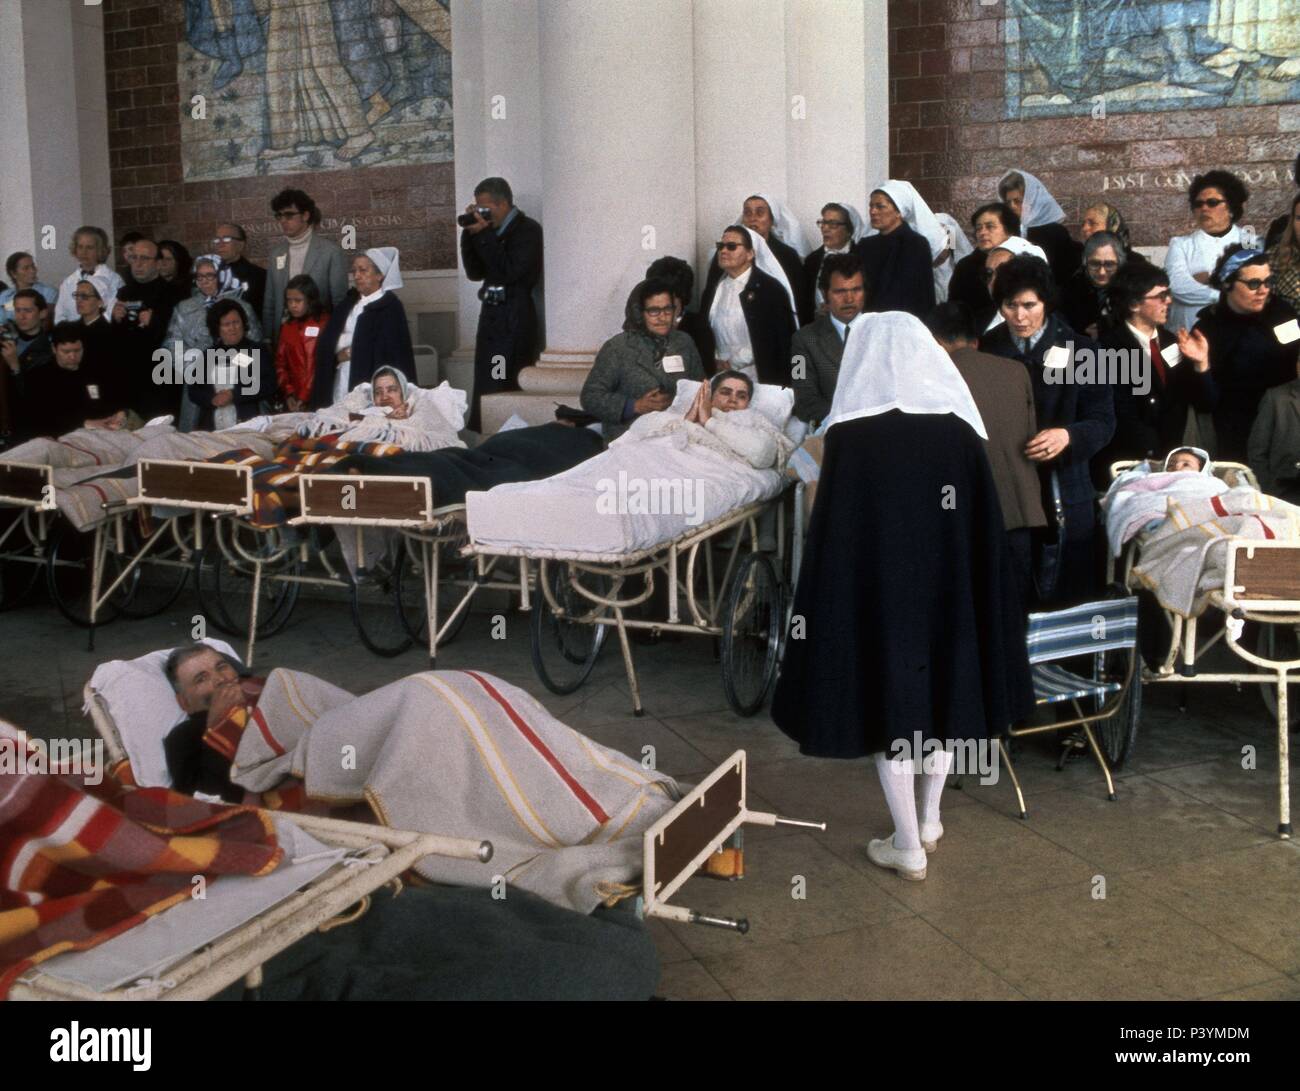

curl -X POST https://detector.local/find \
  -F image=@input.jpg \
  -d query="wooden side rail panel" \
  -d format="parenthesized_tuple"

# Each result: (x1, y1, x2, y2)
(1230, 542, 1300, 603)
(0, 461, 53, 504)
(649, 761, 743, 898)
(138, 459, 252, 509)
(298, 474, 433, 524)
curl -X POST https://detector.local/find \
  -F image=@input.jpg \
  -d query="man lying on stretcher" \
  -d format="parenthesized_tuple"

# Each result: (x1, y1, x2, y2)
(155, 644, 680, 913)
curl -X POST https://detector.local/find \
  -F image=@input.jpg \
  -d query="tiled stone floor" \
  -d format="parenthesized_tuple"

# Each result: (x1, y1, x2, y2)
(2, 595, 1296, 1001)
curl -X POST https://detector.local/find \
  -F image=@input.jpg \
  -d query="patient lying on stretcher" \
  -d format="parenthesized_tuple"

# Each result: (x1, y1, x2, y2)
(295, 366, 466, 453)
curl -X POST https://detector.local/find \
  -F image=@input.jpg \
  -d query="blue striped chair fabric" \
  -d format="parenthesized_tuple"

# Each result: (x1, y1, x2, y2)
(1025, 597, 1139, 706)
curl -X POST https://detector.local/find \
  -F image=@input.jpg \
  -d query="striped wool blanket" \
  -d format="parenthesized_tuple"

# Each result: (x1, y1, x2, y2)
(0, 723, 282, 998)
(227, 669, 681, 914)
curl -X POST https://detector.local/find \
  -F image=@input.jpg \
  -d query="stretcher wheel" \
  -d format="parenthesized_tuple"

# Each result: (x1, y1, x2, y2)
(45, 524, 122, 627)
(1094, 646, 1142, 769)
(530, 561, 608, 695)
(721, 552, 784, 717)
(396, 538, 471, 649)
(0, 511, 42, 610)
(111, 522, 190, 619)
(193, 524, 301, 639)
(350, 542, 414, 657)
(1252, 622, 1300, 731)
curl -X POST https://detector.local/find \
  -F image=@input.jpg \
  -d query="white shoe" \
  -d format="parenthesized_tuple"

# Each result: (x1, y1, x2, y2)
(920, 821, 943, 853)
(866, 835, 927, 881)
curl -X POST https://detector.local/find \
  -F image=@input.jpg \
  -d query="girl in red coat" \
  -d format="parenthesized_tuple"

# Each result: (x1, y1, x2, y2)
(274, 275, 329, 410)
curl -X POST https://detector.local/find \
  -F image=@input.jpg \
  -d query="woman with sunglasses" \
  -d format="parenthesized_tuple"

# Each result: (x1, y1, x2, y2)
(1191, 246, 1300, 462)
(695, 226, 798, 386)
(1096, 263, 1212, 469)
(1166, 171, 1250, 332)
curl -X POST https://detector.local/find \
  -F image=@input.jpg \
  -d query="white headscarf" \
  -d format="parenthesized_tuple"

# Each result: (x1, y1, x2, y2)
(862, 180, 950, 261)
(999, 169, 1066, 230)
(835, 202, 868, 244)
(744, 194, 814, 257)
(365, 247, 404, 293)
(729, 225, 799, 320)
(823, 311, 987, 439)
(991, 235, 1049, 264)
(1163, 446, 1212, 475)
(933, 213, 975, 303)
(76, 274, 113, 311)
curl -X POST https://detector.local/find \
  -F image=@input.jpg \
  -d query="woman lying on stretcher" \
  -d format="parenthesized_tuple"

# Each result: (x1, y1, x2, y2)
(615, 369, 795, 471)
(295, 364, 466, 452)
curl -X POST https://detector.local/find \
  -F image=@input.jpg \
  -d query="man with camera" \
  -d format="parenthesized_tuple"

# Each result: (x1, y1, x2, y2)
(459, 176, 543, 432)
(212, 222, 267, 317)
(110, 238, 177, 419)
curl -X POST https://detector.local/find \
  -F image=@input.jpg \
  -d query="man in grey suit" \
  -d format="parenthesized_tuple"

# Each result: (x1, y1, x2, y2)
(262, 188, 351, 346)
(789, 252, 867, 425)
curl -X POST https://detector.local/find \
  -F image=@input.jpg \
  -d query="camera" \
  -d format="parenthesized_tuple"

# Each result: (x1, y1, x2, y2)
(123, 301, 143, 325)
(0, 322, 18, 344)
(457, 206, 492, 228)
(480, 285, 507, 306)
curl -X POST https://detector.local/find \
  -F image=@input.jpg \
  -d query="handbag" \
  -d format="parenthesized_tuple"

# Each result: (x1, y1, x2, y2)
(1033, 469, 1067, 602)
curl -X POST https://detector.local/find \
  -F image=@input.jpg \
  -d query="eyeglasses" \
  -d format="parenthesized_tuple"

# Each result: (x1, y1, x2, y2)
(1235, 276, 1274, 291)
(195, 272, 219, 281)
(715, 241, 747, 252)
(1086, 260, 1119, 272)
(643, 306, 676, 318)
(1142, 290, 1172, 303)
(211, 235, 242, 244)
(274, 210, 304, 220)
(1192, 198, 1226, 209)
(817, 219, 849, 229)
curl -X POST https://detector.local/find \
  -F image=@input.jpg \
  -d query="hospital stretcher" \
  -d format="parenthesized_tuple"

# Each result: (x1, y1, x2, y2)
(1109, 460, 1299, 838)
(465, 482, 804, 718)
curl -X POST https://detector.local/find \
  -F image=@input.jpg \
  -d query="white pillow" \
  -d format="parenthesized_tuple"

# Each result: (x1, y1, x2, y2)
(424, 380, 469, 432)
(669, 378, 798, 440)
(85, 638, 241, 789)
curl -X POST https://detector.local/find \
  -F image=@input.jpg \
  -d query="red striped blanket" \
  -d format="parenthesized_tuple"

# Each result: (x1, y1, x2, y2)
(0, 727, 283, 997)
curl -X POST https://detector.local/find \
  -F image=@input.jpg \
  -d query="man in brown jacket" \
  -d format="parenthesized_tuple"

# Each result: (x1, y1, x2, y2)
(926, 302, 1046, 608)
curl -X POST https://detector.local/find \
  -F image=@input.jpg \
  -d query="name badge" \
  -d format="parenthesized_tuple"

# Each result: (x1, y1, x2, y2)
(1274, 319, 1300, 345)
(305, 326, 319, 337)
(1043, 345, 1071, 369)
(276, 254, 287, 270)
(661, 354, 685, 374)
(1160, 343, 1182, 367)
(86, 384, 100, 400)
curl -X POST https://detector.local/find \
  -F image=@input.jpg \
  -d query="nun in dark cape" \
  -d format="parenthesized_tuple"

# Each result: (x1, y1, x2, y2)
(771, 312, 1033, 881)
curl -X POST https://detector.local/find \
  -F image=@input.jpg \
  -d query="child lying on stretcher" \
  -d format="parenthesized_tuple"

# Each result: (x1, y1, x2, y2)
(615, 370, 795, 471)
(1101, 446, 1227, 556)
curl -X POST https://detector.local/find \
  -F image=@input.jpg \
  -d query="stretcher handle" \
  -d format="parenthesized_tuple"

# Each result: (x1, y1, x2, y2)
(744, 810, 827, 832)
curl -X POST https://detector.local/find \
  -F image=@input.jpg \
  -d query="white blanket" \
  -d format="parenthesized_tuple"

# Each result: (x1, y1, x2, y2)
(1101, 464, 1230, 557)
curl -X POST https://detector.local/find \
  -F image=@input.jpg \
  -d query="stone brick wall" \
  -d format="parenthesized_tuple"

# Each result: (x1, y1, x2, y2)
(103, 0, 456, 272)
(888, 0, 1300, 249)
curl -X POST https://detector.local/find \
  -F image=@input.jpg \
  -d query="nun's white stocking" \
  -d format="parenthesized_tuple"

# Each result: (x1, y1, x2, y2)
(920, 746, 955, 829)
(874, 752, 920, 851)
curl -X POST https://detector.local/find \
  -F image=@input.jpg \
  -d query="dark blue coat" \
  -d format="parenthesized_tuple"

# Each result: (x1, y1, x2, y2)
(309, 289, 415, 409)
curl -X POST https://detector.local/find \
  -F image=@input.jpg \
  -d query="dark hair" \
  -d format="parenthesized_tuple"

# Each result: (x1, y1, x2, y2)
(5, 251, 32, 280)
(1280, 192, 1300, 254)
(821, 202, 852, 223)
(163, 642, 239, 692)
(1106, 262, 1170, 317)
(474, 177, 514, 205)
(722, 224, 754, 250)
(636, 277, 677, 311)
(271, 187, 321, 226)
(818, 252, 867, 297)
(998, 171, 1027, 200)
(205, 298, 248, 341)
(11, 288, 46, 310)
(118, 230, 148, 248)
(970, 202, 1021, 237)
(285, 274, 326, 319)
(710, 369, 754, 398)
(1189, 170, 1249, 223)
(991, 254, 1058, 311)
(924, 302, 977, 344)
(218, 222, 248, 242)
(50, 321, 85, 347)
(1293, 152, 1300, 186)
(158, 240, 192, 283)
(645, 256, 694, 304)
(1209, 244, 1269, 292)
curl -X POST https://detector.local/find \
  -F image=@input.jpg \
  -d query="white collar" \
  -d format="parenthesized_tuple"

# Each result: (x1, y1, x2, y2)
(1126, 321, 1158, 349)
(724, 265, 753, 291)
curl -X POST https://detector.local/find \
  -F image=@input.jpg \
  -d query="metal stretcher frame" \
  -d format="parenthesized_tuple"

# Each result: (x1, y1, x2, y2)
(1108, 460, 1299, 837)
(0, 461, 56, 607)
(465, 482, 802, 717)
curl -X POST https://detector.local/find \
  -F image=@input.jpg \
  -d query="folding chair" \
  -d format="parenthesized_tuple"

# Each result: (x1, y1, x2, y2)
(1001, 596, 1142, 818)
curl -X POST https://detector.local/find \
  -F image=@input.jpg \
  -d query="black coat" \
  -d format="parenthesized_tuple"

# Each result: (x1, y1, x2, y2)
(1060, 268, 1111, 338)
(20, 356, 122, 440)
(227, 257, 267, 319)
(855, 223, 935, 318)
(772, 410, 1034, 758)
(695, 266, 797, 386)
(1026, 223, 1081, 286)
(703, 236, 811, 328)
(1192, 296, 1300, 462)
(460, 210, 543, 430)
(947, 250, 996, 331)
(309, 290, 416, 409)
(185, 337, 272, 431)
(980, 313, 1115, 537)
(114, 277, 177, 418)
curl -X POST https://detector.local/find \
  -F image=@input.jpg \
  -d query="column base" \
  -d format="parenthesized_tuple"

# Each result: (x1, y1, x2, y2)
(479, 352, 595, 435)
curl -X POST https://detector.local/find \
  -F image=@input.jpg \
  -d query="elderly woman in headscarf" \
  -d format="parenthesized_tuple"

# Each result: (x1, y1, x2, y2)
(948, 202, 1021, 327)
(803, 202, 866, 315)
(932, 212, 974, 304)
(298, 365, 466, 452)
(696, 225, 799, 386)
(310, 246, 415, 409)
(856, 181, 942, 318)
(772, 311, 1034, 882)
(1080, 201, 1140, 258)
(979, 235, 1050, 334)
(1060, 230, 1127, 338)
(1165, 170, 1251, 333)
(998, 169, 1081, 285)
(581, 276, 706, 442)
(166, 254, 264, 431)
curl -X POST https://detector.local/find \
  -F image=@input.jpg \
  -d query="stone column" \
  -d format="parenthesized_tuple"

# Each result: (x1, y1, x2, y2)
(482, 0, 697, 432)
